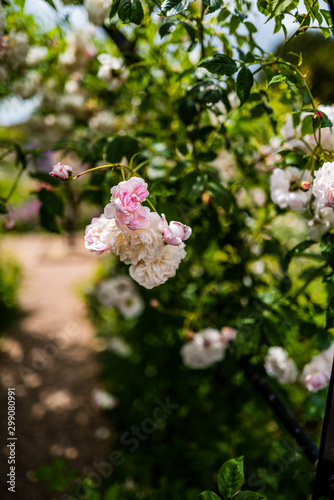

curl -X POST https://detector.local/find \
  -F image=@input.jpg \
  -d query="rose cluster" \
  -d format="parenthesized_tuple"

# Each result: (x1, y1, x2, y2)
(84, 177, 191, 289)
(264, 345, 334, 392)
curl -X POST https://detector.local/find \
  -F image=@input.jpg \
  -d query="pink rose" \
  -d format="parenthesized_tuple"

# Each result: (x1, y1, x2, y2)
(158, 214, 192, 246)
(104, 177, 150, 231)
(49, 162, 72, 180)
(84, 215, 115, 255)
(304, 372, 329, 392)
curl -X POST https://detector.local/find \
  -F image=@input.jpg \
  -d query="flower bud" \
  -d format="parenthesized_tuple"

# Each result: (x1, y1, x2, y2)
(159, 214, 192, 246)
(313, 111, 323, 131)
(49, 162, 73, 180)
(300, 181, 310, 191)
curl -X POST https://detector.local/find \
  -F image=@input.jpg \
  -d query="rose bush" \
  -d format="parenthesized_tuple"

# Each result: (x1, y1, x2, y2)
(2, 0, 334, 497)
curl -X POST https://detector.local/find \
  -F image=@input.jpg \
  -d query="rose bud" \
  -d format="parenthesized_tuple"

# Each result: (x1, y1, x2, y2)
(159, 214, 192, 246)
(312, 111, 323, 131)
(49, 162, 73, 180)
(300, 181, 310, 191)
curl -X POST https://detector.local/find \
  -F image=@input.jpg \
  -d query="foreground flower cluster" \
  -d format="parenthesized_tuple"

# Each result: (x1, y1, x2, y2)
(84, 177, 191, 289)
(265, 345, 334, 392)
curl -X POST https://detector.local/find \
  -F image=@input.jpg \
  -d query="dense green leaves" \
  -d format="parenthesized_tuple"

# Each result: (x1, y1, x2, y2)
(198, 53, 238, 76)
(218, 456, 244, 498)
(118, 0, 144, 24)
(203, 0, 222, 14)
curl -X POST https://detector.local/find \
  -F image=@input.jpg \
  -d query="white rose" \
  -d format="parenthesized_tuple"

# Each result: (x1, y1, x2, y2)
(129, 244, 186, 289)
(270, 167, 312, 211)
(264, 346, 298, 384)
(84, 0, 113, 25)
(180, 328, 226, 369)
(110, 212, 164, 266)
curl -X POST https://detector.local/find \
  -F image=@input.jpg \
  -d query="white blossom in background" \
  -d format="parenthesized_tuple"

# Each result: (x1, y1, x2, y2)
(97, 276, 144, 319)
(26, 46, 48, 66)
(221, 326, 237, 345)
(117, 294, 144, 319)
(97, 53, 123, 81)
(12, 71, 41, 99)
(301, 344, 334, 392)
(180, 328, 226, 369)
(129, 244, 186, 289)
(107, 336, 132, 357)
(84, 0, 113, 25)
(309, 200, 334, 241)
(314, 105, 334, 150)
(98, 276, 135, 305)
(3, 32, 29, 68)
(92, 388, 118, 409)
(312, 162, 334, 209)
(270, 167, 312, 211)
(59, 30, 96, 71)
(264, 347, 298, 384)
(89, 110, 115, 134)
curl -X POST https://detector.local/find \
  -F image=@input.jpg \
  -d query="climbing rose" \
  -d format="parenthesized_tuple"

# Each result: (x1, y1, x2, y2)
(49, 162, 73, 180)
(129, 244, 186, 289)
(270, 167, 312, 211)
(312, 162, 334, 208)
(84, 215, 115, 255)
(264, 347, 298, 384)
(159, 214, 192, 246)
(180, 328, 226, 369)
(104, 177, 150, 231)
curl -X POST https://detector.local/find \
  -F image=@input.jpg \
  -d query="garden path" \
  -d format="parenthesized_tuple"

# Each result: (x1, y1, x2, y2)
(0, 233, 112, 500)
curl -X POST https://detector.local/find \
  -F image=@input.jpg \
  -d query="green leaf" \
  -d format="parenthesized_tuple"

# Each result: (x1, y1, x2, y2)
(235, 492, 266, 499)
(203, 0, 222, 14)
(267, 0, 298, 19)
(104, 485, 122, 500)
(320, 233, 334, 268)
(118, 0, 144, 24)
(159, 19, 178, 37)
(161, 0, 195, 16)
(321, 112, 333, 129)
(217, 456, 244, 498)
(199, 492, 221, 500)
(44, 0, 57, 9)
(38, 189, 64, 216)
(268, 74, 286, 85)
(301, 115, 313, 136)
(182, 21, 197, 45)
(236, 66, 254, 105)
(283, 240, 315, 270)
(208, 182, 232, 212)
(106, 136, 140, 163)
(177, 99, 197, 126)
(39, 205, 60, 233)
(198, 53, 238, 76)
(110, 0, 121, 17)
(29, 172, 60, 187)
(182, 171, 207, 200)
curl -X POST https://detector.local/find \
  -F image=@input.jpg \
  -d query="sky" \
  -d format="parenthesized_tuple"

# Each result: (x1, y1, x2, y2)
(0, 0, 331, 126)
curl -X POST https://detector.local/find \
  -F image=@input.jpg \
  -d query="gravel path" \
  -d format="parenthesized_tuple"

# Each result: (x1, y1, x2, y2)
(0, 234, 112, 500)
